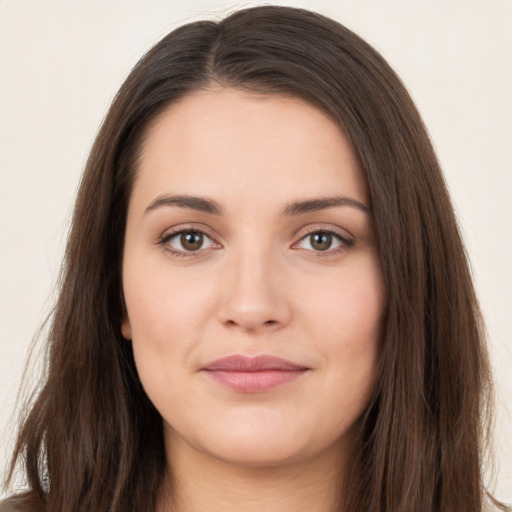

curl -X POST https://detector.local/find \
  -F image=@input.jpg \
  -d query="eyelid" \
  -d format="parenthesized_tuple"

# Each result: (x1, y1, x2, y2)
(291, 225, 354, 254)
(156, 223, 354, 258)
(158, 225, 222, 256)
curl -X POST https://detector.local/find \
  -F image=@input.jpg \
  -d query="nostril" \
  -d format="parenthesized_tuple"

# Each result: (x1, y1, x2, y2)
(224, 318, 280, 330)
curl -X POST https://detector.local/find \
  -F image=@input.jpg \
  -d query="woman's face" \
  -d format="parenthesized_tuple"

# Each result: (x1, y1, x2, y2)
(122, 88, 385, 468)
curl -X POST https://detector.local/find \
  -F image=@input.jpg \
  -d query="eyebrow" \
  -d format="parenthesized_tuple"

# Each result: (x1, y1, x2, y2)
(145, 194, 222, 215)
(144, 194, 370, 216)
(282, 196, 370, 216)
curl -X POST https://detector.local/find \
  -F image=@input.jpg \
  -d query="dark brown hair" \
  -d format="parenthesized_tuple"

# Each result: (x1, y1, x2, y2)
(3, 5, 508, 512)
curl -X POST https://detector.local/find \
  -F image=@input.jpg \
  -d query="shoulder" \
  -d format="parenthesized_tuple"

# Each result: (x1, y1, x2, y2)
(0, 493, 43, 512)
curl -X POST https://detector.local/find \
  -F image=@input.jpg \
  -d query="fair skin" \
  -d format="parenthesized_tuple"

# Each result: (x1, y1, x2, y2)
(121, 88, 386, 512)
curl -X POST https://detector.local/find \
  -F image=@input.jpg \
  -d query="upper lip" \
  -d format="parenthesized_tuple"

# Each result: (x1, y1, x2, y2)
(201, 355, 309, 372)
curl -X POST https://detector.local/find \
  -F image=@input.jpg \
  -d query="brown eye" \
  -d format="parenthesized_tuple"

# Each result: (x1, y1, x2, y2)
(310, 232, 333, 251)
(295, 230, 346, 253)
(166, 230, 215, 253)
(180, 231, 204, 251)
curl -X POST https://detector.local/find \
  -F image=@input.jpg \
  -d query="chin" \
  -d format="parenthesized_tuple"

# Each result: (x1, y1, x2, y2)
(205, 438, 312, 468)
(173, 415, 353, 470)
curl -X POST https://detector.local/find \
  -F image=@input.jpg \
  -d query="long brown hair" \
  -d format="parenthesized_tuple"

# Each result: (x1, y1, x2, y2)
(3, 6, 508, 512)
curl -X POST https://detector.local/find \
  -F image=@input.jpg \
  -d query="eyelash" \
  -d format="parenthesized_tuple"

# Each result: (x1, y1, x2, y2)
(158, 228, 219, 258)
(158, 227, 354, 258)
(292, 227, 354, 256)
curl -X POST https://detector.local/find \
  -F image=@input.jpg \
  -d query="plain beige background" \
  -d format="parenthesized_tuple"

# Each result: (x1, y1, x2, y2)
(1, 0, 510, 501)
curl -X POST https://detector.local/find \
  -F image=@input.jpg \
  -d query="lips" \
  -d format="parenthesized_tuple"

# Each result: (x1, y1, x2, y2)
(201, 355, 310, 392)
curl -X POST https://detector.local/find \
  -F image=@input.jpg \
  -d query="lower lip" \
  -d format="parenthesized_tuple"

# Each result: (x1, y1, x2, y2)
(203, 369, 307, 392)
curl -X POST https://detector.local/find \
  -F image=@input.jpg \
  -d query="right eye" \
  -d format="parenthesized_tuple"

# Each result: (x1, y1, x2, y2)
(162, 229, 216, 254)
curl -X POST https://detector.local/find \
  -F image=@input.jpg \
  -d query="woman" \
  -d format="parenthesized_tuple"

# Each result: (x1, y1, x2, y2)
(1, 5, 508, 512)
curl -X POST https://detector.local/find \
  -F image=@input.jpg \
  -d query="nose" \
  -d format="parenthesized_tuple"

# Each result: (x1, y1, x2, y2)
(217, 246, 292, 332)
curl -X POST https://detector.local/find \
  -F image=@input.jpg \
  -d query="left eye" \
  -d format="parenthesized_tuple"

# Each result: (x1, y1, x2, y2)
(296, 231, 344, 252)
(166, 230, 215, 252)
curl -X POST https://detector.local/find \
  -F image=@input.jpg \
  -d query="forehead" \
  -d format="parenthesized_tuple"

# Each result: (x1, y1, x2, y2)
(133, 87, 367, 210)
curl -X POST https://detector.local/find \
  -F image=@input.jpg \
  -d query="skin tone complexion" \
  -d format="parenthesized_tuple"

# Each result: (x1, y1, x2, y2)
(121, 88, 386, 511)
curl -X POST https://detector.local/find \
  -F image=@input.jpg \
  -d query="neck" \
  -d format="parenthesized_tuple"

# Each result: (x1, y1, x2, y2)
(157, 434, 351, 512)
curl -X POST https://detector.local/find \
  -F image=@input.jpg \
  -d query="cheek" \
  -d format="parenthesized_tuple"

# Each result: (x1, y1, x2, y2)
(302, 254, 385, 397)
(303, 254, 385, 344)
(124, 259, 215, 340)
(125, 283, 197, 419)
(122, 261, 221, 393)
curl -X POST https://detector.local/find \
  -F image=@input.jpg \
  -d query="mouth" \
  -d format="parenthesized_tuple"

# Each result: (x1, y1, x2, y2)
(200, 355, 310, 393)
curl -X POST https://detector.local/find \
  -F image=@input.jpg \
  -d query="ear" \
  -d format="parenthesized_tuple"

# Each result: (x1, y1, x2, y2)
(119, 285, 132, 340)
(121, 317, 132, 340)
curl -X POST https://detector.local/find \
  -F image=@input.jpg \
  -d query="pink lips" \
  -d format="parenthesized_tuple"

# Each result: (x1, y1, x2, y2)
(201, 355, 309, 393)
